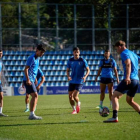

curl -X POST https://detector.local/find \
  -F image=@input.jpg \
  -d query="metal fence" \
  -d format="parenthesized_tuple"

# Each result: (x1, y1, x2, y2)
(0, 2, 140, 51)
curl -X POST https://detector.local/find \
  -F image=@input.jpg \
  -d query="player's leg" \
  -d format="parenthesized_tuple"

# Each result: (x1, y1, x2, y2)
(0, 92, 3, 113)
(107, 82, 113, 107)
(73, 84, 83, 113)
(34, 89, 40, 112)
(30, 92, 38, 112)
(73, 90, 81, 113)
(99, 83, 106, 107)
(23, 81, 41, 120)
(104, 80, 127, 123)
(126, 95, 140, 112)
(24, 93, 30, 112)
(69, 91, 76, 114)
(0, 86, 8, 117)
(103, 90, 123, 123)
(68, 83, 77, 114)
(126, 79, 140, 113)
(29, 92, 42, 119)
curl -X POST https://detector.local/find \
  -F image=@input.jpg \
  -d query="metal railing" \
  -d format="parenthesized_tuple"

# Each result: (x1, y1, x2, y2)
(0, 2, 140, 51)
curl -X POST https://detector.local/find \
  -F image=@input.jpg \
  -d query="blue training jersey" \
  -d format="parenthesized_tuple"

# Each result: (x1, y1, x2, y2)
(23, 54, 40, 82)
(36, 68, 44, 86)
(0, 60, 2, 84)
(121, 49, 140, 80)
(99, 58, 117, 78)
(67, 57, 88, 84)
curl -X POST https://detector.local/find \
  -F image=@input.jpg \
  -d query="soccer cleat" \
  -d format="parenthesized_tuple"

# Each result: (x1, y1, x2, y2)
(28, 114, 42, 120)
(24, 108, 29, 112)
(76, 102, 81, 113)
(0, 113, 8, 117)
(96, 105, 102, 109)
(103, 117, 118, 123)
(71, 110, 77, 114)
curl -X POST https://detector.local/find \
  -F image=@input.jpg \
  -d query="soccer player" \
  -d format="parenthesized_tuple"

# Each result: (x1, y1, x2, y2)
(95, 49, 119, 108)
(104, 40, 140, 123)
(23, 44, 45, 120)
(67, 47, 90, 114)
(24, 68, 45, 112)
(0, 50, 8, 117)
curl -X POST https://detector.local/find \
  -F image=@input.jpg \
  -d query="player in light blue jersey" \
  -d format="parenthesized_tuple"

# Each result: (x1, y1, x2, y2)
(67, 47, 90, 114)
(23, 44, 46, 120)
(24, 68, 45, 112)
(95, 49, 119, 108)
(0, 50, 8, 117)
(104, 40, 140, 123)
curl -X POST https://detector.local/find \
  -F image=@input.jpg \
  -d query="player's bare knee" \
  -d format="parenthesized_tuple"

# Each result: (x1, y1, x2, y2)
(69, 95, 73, 100)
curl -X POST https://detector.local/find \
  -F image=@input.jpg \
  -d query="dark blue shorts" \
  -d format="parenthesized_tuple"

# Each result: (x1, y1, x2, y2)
(68, 83, 83, 92)
(23, 81, 37, 94)
(0, 83, 3, 92)
(115, 79, 139, 97)
(100, 77, 114, 84)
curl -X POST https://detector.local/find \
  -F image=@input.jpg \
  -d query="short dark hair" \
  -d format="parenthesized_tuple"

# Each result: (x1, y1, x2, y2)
(105, 49, 110, 52)
(73, 47, 80, 52)
(115, 40, 125, 47)
(37, 44, 46, 52)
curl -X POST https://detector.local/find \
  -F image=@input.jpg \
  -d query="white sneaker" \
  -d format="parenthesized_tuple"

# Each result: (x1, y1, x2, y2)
(96, 105, 102, 109)
(71, 110, 77, 114)
(28, 114, 42, 120)
(103, 117, 118, 123)
(0, 113, 8, 117)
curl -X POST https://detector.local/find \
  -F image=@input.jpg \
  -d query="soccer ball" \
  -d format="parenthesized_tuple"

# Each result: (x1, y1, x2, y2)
(99, 106, 109, 117)
(18, 86, 26, 95)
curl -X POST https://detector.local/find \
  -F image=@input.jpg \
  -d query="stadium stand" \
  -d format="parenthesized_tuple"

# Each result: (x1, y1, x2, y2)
(2, 50, 124, 87)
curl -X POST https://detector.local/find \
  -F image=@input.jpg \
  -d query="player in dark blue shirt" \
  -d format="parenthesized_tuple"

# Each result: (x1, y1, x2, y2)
(23, 44, 45, 120)
(24, 68, 45, 112)
(104, 40, 140, 123)
(95, 49, 119, 108)
(0, 50, 8, 117)
(67, 47, 90, 114)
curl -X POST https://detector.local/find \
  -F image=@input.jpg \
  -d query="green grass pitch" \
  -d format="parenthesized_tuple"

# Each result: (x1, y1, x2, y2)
(0, 94, 140, 140)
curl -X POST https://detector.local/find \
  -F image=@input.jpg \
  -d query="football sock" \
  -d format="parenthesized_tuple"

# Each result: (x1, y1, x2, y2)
(0, 107, 2, 113)
(72, 106, 76, 111)
(113, 110, 118, 118)
(77, 101, 80, 106)
(100, 101, 103, 106)
(30, 111, 34, 116)
(26, 104, 29, 109)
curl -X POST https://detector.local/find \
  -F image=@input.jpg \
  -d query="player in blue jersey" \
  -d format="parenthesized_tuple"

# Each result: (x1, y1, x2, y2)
(24, 68, 45, 112)
(104, 40, 140, 123)
(0, 50, 8, 117)
(23, 44, 46, 120)
(67, 47, 90, 114)
(95, 49, 119, 108)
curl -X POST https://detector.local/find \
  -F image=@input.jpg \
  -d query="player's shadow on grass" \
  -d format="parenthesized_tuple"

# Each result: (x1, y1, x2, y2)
(0, 121, 90, 127)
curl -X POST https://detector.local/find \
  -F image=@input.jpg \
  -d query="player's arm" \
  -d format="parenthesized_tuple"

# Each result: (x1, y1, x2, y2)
(66, 68, 72, 81)
(37, 76, 45, 89)
(125, 59, 131, 85)
(66, 60, 72, 81)
(82, 67, 90, 82)
(95, 67, 102, 82)
(114, 67, 119, 84)
(24, 66, 31, 85)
